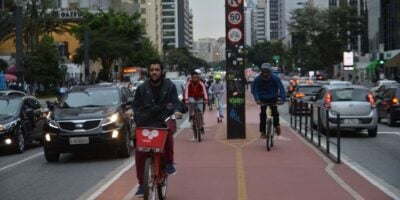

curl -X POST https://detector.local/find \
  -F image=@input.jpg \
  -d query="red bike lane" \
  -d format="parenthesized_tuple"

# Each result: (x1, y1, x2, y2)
(95, 91, 391, 200)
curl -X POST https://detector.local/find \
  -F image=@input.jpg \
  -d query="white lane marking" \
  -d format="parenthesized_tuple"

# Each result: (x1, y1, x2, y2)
(0, 152, 43, 172)
(80, 158, 135, 200)
(378, 132, 400, 136)
(286, 118, 400, 199)
(122, 183, 140, 200)
(283, 118, 364, 200)
(82, 122, 186, 200)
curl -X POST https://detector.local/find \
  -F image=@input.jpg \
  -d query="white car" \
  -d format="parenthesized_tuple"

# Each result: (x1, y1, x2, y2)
(371, 79, 398, 96)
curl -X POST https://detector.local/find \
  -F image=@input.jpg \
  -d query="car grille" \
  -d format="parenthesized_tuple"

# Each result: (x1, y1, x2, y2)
(58, 120, 101, 131)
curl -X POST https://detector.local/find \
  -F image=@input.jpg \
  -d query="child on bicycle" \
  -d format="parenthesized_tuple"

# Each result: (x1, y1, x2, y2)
(184, 70, 208, 140)
(208, 74, 225, 118)
(252, 63, 286, 139)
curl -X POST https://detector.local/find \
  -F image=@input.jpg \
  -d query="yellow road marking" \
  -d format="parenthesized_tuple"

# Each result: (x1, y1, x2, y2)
(215, 122, 258, 200)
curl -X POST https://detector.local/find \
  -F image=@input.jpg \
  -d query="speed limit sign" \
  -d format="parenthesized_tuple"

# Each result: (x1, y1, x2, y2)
(227, 28, 242, 43)
(228, 11, 242, 25)
(227, 0, 243, 8)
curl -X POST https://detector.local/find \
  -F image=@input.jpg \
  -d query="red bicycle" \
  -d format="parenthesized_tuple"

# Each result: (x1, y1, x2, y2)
(136, 116, 176, 200)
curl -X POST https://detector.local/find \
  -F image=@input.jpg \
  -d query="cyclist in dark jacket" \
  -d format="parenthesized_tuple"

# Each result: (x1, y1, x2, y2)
(252, 63, 286, 138)
(133, 60, 183, 197)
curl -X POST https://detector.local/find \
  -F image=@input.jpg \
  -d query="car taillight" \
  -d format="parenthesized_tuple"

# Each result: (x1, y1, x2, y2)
(368, 92, 375, 108)
(295, 92, 305, 98)
(325, 91, 332, 109)
(392, 97, 399, 105)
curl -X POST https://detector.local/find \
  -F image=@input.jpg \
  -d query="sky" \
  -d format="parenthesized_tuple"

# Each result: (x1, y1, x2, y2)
(189, 0, 226, 41)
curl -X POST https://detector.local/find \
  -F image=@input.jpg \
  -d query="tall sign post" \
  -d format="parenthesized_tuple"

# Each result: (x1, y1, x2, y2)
(225, 0, 246, 139)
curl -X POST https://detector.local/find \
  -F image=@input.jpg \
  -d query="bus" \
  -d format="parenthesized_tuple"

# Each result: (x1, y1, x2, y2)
(120, 66, 147, 83)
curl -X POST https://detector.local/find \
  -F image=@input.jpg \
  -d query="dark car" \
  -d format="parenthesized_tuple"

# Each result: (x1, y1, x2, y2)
(0, 96, 46, 153)
(288, 84, 321, 115)
(376, 84, 400, 126)
(43, 84, 135, 162)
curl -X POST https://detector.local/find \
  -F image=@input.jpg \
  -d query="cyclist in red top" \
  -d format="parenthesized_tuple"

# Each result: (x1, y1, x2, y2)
(184, 71, 208, 138)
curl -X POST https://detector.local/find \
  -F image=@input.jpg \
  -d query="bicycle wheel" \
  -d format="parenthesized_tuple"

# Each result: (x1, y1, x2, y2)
(144, 157, 156, 200)
(194, 112, 202, 142)
(266, 118, 273, 151)
(157, 174, 168, 200)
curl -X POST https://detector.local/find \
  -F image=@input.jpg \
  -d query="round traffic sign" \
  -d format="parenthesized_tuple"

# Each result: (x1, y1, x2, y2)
(227, 28, 242, 43)
(227, 0, 243, 8)
(228, 11, 242, 25)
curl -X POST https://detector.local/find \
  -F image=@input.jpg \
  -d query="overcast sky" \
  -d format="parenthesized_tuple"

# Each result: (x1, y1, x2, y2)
(189, 0, 225, 41)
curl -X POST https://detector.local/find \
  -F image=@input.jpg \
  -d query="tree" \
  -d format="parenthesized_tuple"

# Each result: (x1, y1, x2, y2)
(1, 0, 68, 54)
(167, 48, 208, 73)
(247, 41, 284, 67)
(288, 4, 363, 74)
(123, 38, 160, 68)
(24, 36, 64, 91)
(70, 9, 153, 81)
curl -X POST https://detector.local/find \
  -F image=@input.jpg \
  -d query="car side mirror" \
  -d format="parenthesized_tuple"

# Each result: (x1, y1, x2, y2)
(46, 101, 55, 111)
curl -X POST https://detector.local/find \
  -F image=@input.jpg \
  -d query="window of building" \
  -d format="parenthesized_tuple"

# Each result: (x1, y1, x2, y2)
(141, 18, 146, 24)
(141, 8, 146, 14)
(141, 0, 146, 4)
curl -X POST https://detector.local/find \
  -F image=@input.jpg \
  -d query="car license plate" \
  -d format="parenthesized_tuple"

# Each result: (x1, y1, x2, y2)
(343, 119, 359, 124)
(69, 137, 89, 145)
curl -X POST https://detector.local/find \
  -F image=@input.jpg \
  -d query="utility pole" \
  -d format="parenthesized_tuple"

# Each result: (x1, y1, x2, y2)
(84, 29, 89, 84)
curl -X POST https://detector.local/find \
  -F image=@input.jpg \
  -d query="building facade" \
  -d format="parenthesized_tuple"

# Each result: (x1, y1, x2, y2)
(161, 0, 193, 49)
(139, 0, 163, 53)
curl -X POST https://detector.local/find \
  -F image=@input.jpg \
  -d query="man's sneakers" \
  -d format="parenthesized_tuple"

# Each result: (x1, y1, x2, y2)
(135, 185, 144, 197)
(167, 163, 177, 175)
(275, 126, 281, 136)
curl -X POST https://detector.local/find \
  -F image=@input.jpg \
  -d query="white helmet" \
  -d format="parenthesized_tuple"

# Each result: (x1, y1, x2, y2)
(194, 69, 202, 74)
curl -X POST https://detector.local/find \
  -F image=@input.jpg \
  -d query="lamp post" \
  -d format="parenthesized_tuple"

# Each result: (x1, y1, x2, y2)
(15, 0, 24, 91)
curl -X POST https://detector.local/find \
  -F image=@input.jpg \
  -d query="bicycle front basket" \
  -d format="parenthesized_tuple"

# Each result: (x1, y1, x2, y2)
(136, 127, 169, 152)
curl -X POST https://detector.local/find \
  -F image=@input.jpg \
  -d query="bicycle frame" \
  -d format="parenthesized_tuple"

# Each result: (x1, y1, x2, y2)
(190, 102, 204, 142)
(260, 103, 277, 151)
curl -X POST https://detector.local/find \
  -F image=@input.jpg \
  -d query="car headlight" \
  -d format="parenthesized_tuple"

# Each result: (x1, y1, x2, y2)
(0, 120, 18, 132)
(102, 113, 120, 126)
(46, 112, 59, 129)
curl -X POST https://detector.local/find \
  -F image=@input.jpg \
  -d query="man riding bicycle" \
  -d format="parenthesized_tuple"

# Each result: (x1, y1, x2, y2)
(252, 63, 286, 139)
(208, 74, 225, 118)
(184, 70, 208, 140)
(133, 60, 183, 197)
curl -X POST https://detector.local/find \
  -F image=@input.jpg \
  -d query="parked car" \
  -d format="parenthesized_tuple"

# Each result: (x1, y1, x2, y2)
(0, 96, 46, 153)
(0, 90, 27, 97)
(375, 84, 400, 126)
(43, 84, 135, 162)
(288, 84, 321, 115)
(311, 85, 378, 137)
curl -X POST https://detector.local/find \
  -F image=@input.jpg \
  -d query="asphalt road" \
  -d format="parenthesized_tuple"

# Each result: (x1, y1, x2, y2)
(279, 102, 400, 197)
(0, 116, 188, 200)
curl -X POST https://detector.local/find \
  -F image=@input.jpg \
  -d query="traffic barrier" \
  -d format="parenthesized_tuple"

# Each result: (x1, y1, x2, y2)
(290, 99, 341, 164)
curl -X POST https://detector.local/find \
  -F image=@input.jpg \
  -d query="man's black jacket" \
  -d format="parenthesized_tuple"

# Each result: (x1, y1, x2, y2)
(133, 79, 182, 127)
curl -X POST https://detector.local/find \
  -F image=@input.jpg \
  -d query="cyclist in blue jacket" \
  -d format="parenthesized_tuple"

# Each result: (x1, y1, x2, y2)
(252, 63, 286, 138)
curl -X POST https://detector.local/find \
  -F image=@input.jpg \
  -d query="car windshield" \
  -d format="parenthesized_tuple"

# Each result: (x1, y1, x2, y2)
(61, 89, 120, 108)
(0, 98, 21, 116)
(331, 88, 369, 102)
(298, 86, 321, 94)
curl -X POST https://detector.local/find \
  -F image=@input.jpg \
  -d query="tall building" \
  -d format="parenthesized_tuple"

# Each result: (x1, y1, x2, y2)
(269, 0, 284, 41)
(255, 0, 268, 42)
(193, 37, 225, 63)
(161, 0, 193, 49)
(244, 0, 256, 47)
(367, 0, 400, 52)
(139, 0, 163, 53)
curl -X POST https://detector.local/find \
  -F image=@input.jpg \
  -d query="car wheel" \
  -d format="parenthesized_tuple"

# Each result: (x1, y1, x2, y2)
(14, 130, 25, 153)
(44, 149, 60, 162)
(387, 112, 396, 127)
(118, 128, 131, 158)
(368, 127, 378, 137)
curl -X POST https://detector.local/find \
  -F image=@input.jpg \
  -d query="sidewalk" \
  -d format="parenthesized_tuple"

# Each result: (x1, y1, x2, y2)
(95, 91, 391, 200)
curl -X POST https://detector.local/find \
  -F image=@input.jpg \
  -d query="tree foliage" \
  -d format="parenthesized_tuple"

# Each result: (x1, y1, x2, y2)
(166, 48, 209, 73)
(247, 41, 284, 67)
(0, 0, 68, 54)
(70, 9, 159, 81)
(288, 5, 363, 74)
(24, 36, 64, 90)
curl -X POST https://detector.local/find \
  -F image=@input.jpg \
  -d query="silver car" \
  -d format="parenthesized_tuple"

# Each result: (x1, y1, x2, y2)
(311, 85, 378, 137)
